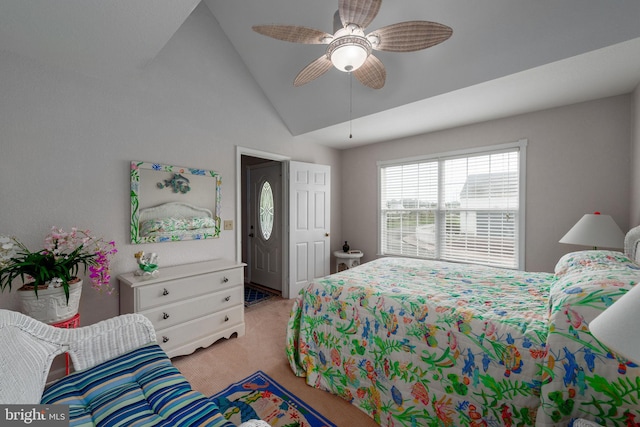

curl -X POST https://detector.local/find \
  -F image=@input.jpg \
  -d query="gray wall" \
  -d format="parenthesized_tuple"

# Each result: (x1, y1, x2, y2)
(0, 4, 342, 324)
(341, 95, 632, 273)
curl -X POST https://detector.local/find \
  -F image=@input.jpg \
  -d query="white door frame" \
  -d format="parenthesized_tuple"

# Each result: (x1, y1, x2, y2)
(236, 147, 291, 297)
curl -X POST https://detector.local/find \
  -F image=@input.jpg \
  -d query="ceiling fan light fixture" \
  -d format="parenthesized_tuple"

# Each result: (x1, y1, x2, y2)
(330, 42, 368, 72)
(326, 26, 371, 72)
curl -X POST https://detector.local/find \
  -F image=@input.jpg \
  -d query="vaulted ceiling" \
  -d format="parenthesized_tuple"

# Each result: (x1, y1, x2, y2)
(1, 0, 639, 149)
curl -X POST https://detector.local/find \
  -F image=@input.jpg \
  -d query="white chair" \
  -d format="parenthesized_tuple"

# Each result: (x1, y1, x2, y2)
(0, 309, 157, 405)
(0, 309, 269, 427)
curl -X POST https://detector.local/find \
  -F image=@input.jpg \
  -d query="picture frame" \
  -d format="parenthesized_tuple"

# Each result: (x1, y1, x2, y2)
(130, 161, 222, 244)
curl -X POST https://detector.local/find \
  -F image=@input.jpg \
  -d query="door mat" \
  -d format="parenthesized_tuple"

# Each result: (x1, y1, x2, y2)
(244, 283, 277, 307)
(210, 370, 336, 427)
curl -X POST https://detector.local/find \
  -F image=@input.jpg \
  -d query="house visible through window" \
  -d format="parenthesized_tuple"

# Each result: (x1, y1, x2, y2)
(378, 140, 526, 269)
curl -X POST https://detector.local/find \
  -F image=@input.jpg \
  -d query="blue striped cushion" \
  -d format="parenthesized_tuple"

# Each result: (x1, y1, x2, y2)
(41, 344, 234, 427)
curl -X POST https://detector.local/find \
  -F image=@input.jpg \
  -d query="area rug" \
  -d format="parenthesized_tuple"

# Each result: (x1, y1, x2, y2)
(244, 284, 276, 307)
(210, 371, 336, 427)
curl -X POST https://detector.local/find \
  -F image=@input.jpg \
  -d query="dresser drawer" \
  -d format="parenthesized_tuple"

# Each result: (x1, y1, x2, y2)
(141, 285, 243, 330)
(157, 306, 244, 355)
(136, 268, 242, 311)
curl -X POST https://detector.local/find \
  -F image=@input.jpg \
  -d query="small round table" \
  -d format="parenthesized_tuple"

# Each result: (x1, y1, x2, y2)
(334, 250, 363, 272)
(51, 313, 80, 374)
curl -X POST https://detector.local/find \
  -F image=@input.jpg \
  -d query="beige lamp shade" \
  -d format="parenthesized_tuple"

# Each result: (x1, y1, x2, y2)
(590, 283, 640, 364)
(559, 212, 624, 249)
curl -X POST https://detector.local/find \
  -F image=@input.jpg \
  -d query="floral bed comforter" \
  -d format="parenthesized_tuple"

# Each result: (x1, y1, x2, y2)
(286, 253, 640, 427)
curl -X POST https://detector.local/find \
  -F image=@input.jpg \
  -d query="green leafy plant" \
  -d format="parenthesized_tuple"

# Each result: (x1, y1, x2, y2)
(0, 227, 117, 302)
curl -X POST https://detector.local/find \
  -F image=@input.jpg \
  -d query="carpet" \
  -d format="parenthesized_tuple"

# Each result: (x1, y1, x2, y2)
(244, 284, 276, 307)
(210, 371, 336, 427)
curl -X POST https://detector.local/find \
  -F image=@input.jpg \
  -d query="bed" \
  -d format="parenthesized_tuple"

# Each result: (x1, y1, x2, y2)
(286, 229, 640, 426)
(138, 202, 219, 241)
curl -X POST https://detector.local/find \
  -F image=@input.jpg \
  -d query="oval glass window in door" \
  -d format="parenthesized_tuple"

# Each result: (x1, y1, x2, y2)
(259, 181, 274, 240)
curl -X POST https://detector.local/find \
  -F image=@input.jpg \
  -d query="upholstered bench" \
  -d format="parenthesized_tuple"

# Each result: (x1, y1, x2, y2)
(41, 344, 233, 426)
(0, 310, 268, 427)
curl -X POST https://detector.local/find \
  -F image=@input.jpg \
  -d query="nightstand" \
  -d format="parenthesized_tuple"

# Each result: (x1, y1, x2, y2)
(334, 251, 363, 272)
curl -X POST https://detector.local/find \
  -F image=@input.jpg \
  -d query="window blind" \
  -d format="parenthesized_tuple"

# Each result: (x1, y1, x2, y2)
(379, 142, 524, 269)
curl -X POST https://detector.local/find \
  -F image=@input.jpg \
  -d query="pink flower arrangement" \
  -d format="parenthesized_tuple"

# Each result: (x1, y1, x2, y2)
(44, 227, 118, 295)
(0, 227, 118, 300)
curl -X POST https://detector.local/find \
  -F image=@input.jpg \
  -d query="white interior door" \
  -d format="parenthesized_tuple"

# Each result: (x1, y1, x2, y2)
(248, 162, 282, 291)
(288, 161, 331, 298)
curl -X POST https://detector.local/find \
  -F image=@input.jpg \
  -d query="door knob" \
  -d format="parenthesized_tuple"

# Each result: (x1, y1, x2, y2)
(325, 233, 330, 237)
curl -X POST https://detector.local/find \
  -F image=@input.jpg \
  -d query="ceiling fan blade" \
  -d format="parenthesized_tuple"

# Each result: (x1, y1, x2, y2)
(339, 0, 381, 28)
(353, 54, 386, 89)
(294, 55, 333, 86)
(252, 25, 331, 44)
(370, 21, 453, 52)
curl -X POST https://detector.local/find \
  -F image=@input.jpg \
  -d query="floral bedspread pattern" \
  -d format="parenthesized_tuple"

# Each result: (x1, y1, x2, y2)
(287, 257, 554, 426)
(286, 253, 640, 427)
(538, 251, 640, 426)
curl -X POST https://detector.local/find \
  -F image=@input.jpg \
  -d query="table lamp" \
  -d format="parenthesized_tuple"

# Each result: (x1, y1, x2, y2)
(559, 212, 624, 249)
(590, 282, 640, 364)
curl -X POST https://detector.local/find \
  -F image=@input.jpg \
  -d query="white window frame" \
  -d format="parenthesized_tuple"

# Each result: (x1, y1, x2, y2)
(377, 139, 527, 270)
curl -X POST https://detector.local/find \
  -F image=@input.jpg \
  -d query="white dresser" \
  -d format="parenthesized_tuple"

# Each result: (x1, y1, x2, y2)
(119, 259, 245, 358)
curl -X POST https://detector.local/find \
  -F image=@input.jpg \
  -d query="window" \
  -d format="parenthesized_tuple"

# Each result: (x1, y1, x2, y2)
(378, 140, 526, 269)
(259, 181, 274, 240)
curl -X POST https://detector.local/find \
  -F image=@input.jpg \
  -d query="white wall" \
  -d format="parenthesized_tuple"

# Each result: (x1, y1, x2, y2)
(0, 4, 342, 324)
(630, 85, 640, 225)
(341, 95, 632, 273)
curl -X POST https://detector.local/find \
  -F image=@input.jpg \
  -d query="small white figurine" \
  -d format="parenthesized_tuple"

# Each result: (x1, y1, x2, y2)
(134, 251, 159, 279)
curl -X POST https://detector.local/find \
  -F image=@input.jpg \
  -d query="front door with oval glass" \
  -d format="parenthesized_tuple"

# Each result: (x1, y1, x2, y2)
(248, 162, 282, 292)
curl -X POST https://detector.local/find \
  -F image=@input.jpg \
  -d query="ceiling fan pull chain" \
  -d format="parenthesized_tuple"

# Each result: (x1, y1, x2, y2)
(349, 73, 353, 139)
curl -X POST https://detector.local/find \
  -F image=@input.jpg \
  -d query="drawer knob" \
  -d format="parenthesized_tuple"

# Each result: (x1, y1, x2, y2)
(225, 296, 231, 302)
(162, 312, 170, 320)
(162, 288, 169, 296)
(162, 336, 169, 343)
(224, 316, 229, 322)
(222, 277, 229, 283)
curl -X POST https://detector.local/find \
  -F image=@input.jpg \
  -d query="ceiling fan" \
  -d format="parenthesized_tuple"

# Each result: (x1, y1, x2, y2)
(252, 0, 453, 89)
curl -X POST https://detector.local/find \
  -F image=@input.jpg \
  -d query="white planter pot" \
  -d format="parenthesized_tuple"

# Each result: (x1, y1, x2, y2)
(17, 279, 82, 324)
